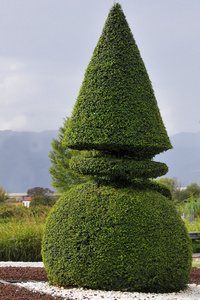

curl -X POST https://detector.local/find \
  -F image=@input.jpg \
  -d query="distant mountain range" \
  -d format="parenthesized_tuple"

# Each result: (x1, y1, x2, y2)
(0, 130, 199, 192)
(0, 130, 58, 193)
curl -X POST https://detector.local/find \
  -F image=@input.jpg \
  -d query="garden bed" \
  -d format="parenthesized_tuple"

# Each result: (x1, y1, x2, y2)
(0, 266, 200, 299)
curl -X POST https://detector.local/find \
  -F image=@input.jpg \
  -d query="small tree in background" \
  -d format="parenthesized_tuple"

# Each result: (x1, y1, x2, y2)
(185, 183, 200, 199)
(156, 177, 180, 193)
(49, 117, 87, 192)
(156, 178, 200, 204)
(156, 177, 181, 203)
(42, 3, 192, 293)
(30, 195, 56, 207)
(0, 187, 9, 205)
(27, 187, 54, 196)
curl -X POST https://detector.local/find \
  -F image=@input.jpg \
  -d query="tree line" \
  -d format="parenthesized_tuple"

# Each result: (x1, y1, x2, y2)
(156, 177, 200, 204)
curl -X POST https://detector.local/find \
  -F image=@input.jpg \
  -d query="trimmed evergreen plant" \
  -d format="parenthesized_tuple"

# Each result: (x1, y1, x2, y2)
(42, 182, 191, 293)
(42, 2, 192, 293)
(49, 117, 88, 192)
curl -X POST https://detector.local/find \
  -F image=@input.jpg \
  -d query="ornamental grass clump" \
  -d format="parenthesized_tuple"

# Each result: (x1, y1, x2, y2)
(42, 3, 192, 293)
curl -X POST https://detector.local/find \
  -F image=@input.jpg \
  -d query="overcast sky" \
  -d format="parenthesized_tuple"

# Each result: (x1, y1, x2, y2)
(1, 0, 200, 136)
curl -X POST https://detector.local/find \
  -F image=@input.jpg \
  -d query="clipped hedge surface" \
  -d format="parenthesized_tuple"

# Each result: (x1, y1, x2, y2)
(42, 182, 192, 293)
(147, 179, 172, 200)
(69, 156, 168, 180)
(63, 3, 172, 158)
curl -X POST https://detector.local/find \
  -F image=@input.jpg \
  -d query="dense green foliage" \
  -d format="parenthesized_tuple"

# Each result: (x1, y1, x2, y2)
(30, 195, 56, 207)
(0, 205, 50, 261)
(0, 235, 42, 261)
(70, 156, 168, 180)
(42, 2, 191, 293)
(156, 178, 200, 204)
(63, 2, 171, 184)
(186, 183, 200, 198)
(27, 187, 54, 196)
(147, 180, 172, 200)
(63, 3, 172, 158)
(156, 177, 179, 194)
(0, 187, 9, 205)
(179, 198, 200, 253)
(180, 198, 200, 218)
(49, 117, 88, 192)
(0, 205, 50, 221)
(42, 182, 192, 293)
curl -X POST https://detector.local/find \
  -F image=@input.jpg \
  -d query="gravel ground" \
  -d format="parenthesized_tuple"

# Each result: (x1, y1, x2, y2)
(12, 282, 200, 300)
(0, 261, 200, 300)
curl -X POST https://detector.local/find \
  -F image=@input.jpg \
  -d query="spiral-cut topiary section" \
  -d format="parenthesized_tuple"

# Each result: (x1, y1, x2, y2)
(69, 156, 168, 180)
(42, 182, 192, 293)
(62, 2, 172, 182)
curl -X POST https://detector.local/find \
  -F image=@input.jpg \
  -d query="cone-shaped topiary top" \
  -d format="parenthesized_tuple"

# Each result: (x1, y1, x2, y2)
(63, 3, 172, 159)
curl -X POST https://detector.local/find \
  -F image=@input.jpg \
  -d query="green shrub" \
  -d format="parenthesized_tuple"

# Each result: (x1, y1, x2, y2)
(0, 205, 29, 221)
(191, 240, 200, 253)
(0, 205, 51, 222)
(192, 240, 200, 253)
(0, 207, 50, 261)
(42, 182, 192, 293)
(0, 206, 15, 220)
(0, 236, 42, 261)
(30, 195, 56, 208)
(183, 217, 200, 233)
(180, 198, 200, 218)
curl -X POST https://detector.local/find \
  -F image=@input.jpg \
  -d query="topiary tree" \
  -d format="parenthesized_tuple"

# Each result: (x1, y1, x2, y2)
(63, 6, 172, 159)
(42, 3, 192, 293)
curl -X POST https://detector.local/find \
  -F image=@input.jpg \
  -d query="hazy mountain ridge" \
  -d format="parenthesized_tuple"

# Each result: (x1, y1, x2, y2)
(0, 130, 58, 193)
(0, 130, 199, 192)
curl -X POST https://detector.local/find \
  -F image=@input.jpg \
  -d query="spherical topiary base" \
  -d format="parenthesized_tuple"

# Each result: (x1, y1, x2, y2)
(42, 182, 192, 293)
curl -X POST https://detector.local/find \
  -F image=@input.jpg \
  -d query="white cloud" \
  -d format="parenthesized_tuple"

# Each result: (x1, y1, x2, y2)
(0, 1, 200, 135)
(0, 56, 83, 131)
(0, 57, 29, 104)
(0, 75, 27, 105)
(0, 115, 27, 131)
